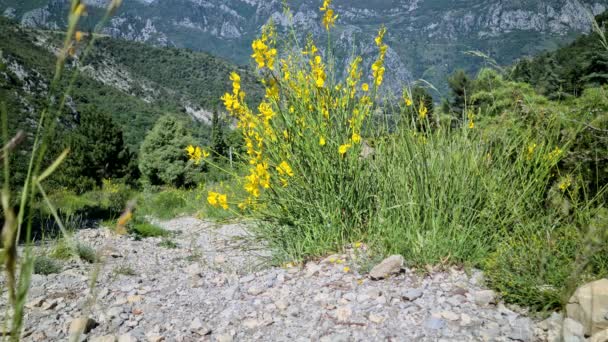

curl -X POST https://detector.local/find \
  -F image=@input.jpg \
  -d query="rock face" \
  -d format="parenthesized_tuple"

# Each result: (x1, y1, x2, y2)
(369, 255, 404, 279)
(567, 278, 608, 336)
(1, 217, 557, 341)
(2, 0, 608, 94)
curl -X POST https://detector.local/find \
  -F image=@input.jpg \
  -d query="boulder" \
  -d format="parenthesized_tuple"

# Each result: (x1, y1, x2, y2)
(369, 255, 404, 279)
(591, 329, 608, 342)
(566, 278, 608, 336)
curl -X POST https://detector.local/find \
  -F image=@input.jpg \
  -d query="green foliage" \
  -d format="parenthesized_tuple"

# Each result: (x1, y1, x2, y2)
(113, 265, 136, 277)
(158, 239, 178, 249)
(52, 109, 138, 193)
(50, 239, 74, 260)
(33, 256, 62, 275)
(511, 11, 608, 98)
(75, 243, 97, 263)
(447, 69, 473, 120)
(138, 115, 201, 187)
(128, 220, 170, 238)
(211, 109, 229, 160)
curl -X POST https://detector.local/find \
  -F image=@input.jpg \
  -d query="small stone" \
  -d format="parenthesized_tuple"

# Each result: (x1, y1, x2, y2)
(305, 263, 321, 277)
(247, 286, 265, 296)
(214, 255, 226, 264)
(473, 290, 496, 306)
(215, 333, 233, 342)
(275, 299, 288, 311)
(185, 264, 201, 277)
(563, 318, 585, 342)
(108, 307, 123, 318)
(441, 311, 459, 321)
(118, 333, 137, 342)
(41, 299, 58, 310)
(369, 255, 404, 279)
(243, 318, 261, 329)
(127, 295, 142, 303)
(369, 313, 385, 324)
(460, 313, 473, 326)
(508, 317, 534, 342)
(424, 317, 445, 330)
(25, 296, 45, 309)
(146, 335, 164, 342)
(591, 329, 608, 342)
(403, 289, 423, 301)
(336, 306, 352, 322)
(69, 317, 98, 335)
(90, 336, 117, 342)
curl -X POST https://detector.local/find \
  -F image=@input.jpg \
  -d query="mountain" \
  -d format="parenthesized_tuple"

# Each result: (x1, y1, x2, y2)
(0, 16, 262, 149)
(2, 0, 608, 95)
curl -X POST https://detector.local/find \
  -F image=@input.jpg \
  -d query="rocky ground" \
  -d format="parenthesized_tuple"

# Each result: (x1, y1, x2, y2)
(1, 217, 564, 341)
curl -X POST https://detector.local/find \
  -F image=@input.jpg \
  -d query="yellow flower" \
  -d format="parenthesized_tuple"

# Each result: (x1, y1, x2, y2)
(418, 101, 428, 119)
(218, 194, 229, 210)
(276, 161, 294, 177)
(185, 145, 203, 165)
(319, 136, 326, 146)
(405, 97, 412, 106)
(546, 147, 563, 163)
(75, 31, 84, 42)
(361, 83, 369, 92)
(73, 3, 86, 16)
(468, 120, 475, 129)
(320, 0, 338, 31)
(351, 133, 361, 143)
(526, 143, 537, 160)
(258, 102, 275, 121)
(207, 191, 219, 206)
(339, 144, 352, 155)
(343, 266, 350, 273)
(354, 242, 362, 248)
(559, 176, 572, 192)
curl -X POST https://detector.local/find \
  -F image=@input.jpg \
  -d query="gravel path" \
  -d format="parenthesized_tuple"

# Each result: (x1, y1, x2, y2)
(1, 217, 561, 341)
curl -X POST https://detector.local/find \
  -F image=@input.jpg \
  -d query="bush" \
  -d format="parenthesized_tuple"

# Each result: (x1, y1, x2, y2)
(33, 256, 62, 275)
(128, 220, 170, 238)
(139, 115, 202, 187)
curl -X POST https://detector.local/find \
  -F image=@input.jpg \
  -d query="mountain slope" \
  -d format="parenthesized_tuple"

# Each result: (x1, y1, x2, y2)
(0, 16, 262, 148)
(3, 0, 608, 94)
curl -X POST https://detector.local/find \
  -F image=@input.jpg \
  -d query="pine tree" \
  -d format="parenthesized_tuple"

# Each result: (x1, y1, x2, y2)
(54, 108, 137, 193)
(210, 108, 228, 160)
(138, 115, 199, 187)
(447, 69, 473, 121)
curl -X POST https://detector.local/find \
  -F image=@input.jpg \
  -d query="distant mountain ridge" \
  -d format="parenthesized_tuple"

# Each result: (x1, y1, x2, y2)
(2, 0, 608, 94)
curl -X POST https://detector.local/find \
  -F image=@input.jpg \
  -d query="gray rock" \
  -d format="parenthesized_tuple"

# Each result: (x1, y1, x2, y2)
(508, 317, 534, 341)
(473, 290, 496, 306)
(369, 255, 404, 279)
(403, 289, 423, 301)
(424, 317, 445, 330)
(69, 317, 98, 335)
(562, 318, 585, 342)
(90, 336, 117, 342)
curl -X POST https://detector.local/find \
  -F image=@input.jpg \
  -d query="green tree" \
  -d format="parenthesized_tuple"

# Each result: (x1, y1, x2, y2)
(138, 115, 199, 187)
(54, 109, 137, 193)
(210, 108, 228, 160)
(447, 69, 473, 122)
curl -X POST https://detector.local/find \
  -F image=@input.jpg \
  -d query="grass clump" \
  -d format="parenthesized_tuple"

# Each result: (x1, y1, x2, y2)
(158, 238, 178, 249)
(33, 256, 62, 275)
(113, 265, 136, 277)
(50, 238, 97, 263)
(128, 220, 170, 238)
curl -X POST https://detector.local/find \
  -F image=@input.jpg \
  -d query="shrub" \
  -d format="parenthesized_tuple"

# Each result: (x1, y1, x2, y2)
(139, 115, 201, 187)
(33, 256, 62, 275)
(128, 220, 170, 238)
(76, 243, 97, 263)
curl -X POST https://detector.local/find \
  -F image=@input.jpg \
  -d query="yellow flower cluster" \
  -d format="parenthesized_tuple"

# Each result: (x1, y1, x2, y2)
(526, 143, 537, 160)
(251, 24, 277, 70)
(207, 191, 228, 209)
(418, 100, 428, 120)
(546, 147, 563, 163)
(467, 111, 474, 128)
(320, 0, 338, 31)
(372, 27, 388, 87)
(559, 175, 572, 192)
(185, 145, 209, 165)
